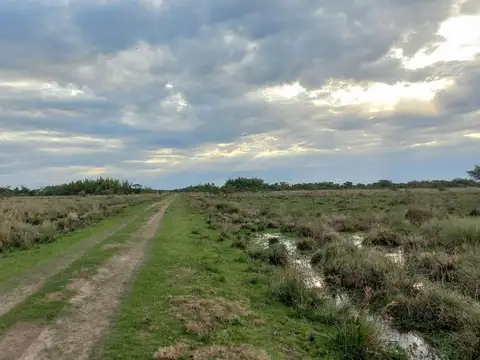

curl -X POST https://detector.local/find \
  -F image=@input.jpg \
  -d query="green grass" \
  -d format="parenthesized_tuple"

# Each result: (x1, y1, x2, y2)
(0, 204, 157, 336)
(0, 202, 151, 284)
(96, 197, 337, 360)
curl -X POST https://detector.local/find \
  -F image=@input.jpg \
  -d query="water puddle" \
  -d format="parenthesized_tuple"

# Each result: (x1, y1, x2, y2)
(255, 231, 439, 360)
(293, 259, 325, 289)
(385, 249, 405, 265)
(256, 233, 325, 289)
(381, 326, 439, 360)
(351, 233, 364, 248)
(256, 233, 296, 254)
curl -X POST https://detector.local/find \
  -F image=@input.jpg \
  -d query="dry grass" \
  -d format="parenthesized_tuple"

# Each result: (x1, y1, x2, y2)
(154, 343, 190, 360)
(190, 345, 270, 360)
(169, 295, 249, 333)
(0, 195, 155, 251)
(154, 344, 270, 360)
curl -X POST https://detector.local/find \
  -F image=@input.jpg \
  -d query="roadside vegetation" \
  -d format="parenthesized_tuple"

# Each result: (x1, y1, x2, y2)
(0, 177, 159, 196)
(0, 194, 161, 251)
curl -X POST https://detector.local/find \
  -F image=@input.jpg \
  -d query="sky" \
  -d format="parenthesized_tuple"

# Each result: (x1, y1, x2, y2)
(0, 0, 479, 189)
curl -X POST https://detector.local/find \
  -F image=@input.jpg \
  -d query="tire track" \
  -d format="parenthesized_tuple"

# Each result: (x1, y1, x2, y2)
(16, 200, 171, 360)
(0, 202, 161, 317)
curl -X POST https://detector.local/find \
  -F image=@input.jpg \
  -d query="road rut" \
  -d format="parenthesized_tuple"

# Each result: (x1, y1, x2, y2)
(0, 203, 157, 318)
(15, 200, 171, 360)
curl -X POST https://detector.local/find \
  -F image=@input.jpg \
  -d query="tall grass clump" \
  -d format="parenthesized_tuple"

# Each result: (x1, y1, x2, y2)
(271, 267, 319, 309)
(327, 316, 408, 360)
(436, 217, 480, 248)
(364, 227, 403, 247)
(385, 283, 480, 359)
(322, 242, 407, 291)
(268, 243, 289, 266)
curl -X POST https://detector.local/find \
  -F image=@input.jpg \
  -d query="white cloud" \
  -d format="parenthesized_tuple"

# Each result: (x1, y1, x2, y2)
(0, 79, 99, 100)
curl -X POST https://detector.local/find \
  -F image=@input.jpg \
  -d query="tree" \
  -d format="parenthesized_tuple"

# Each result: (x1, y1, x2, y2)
(467, 165, 480, 181)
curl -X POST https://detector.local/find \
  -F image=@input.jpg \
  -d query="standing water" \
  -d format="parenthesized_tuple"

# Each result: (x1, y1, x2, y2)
(255, 232, 440, 360)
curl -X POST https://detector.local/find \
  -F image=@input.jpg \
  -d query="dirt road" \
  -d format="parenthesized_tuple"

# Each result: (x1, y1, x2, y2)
(0, 202, 160, 318)
(0, 199, 172, 360)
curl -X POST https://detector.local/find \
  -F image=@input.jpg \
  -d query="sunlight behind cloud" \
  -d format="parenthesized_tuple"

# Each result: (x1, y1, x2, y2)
(86, 167, 106, 175)
(464, 132, 480, 139)
(257, 78, 452, 115)
(396, 14, 480, 70)
(260, 82, 307, 102)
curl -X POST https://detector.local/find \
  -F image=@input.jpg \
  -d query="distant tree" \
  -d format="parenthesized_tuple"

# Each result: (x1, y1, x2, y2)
(223, 177, 266, 192)
(342, 181, 353, 189)
(467, 165, 480, 181)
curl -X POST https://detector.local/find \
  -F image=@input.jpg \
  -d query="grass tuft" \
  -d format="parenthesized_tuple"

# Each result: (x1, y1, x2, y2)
(271, 268, 319, 309)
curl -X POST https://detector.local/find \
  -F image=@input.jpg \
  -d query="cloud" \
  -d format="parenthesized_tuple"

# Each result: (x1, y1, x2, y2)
(0, 0, 479, 188)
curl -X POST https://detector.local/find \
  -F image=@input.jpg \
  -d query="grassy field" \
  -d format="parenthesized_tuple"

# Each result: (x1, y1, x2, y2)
(97, 195, 411, 360)
(0, 194, 160, 251)
(175, 188, 480, 359)
(1, 189, 479, 359)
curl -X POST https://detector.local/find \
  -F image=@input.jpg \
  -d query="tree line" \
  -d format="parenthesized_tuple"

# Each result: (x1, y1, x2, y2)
(0, 178, 157, 197)
(1, 165, 479, 196)
(178, 165, 480, 193)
